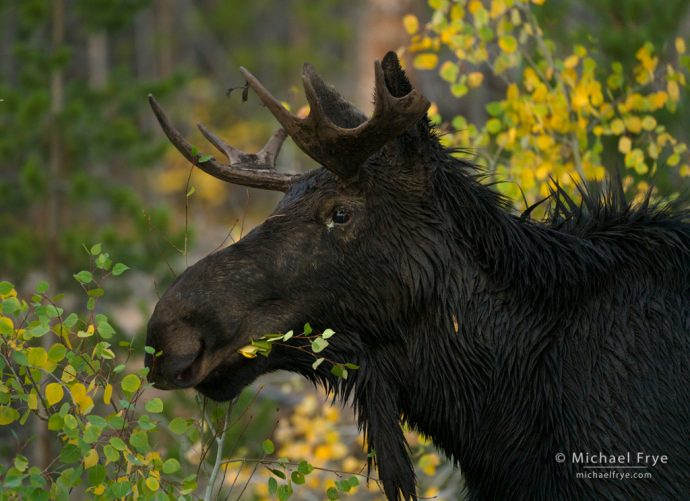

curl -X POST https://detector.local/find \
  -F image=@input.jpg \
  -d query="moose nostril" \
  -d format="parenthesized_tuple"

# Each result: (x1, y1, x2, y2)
(164, 339, 205, 388)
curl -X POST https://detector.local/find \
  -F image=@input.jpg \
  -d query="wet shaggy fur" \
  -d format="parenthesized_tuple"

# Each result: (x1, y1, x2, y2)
(146, 53, 690, 500)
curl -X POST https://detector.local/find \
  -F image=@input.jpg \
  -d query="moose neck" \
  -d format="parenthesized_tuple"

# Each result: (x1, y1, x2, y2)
(344, 154, 556, 501)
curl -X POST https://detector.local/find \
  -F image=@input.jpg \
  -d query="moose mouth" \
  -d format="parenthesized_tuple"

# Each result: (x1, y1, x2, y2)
(146, 340, 270, 402)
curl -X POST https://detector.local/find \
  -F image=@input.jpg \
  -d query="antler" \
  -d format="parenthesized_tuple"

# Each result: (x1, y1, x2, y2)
(148, 95, 300, 192)
(240, 58, 430, 181)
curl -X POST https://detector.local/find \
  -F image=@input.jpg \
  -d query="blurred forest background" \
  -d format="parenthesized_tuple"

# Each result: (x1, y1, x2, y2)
(0, 0, 688, 499)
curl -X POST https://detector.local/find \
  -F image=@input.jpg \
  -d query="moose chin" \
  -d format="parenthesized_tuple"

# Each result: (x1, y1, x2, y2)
(144, 52, 690, 501)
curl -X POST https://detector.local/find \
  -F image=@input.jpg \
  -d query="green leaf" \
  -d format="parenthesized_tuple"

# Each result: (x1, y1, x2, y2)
(297, 460, 313, 475)
(87, 288, 104, 297)
(59, 444, 81, 464)
(347, 476, 359, 488)
(103, 445, 119, 463)
(129, 431, 150, 453)
(486, 118, 502, 134)
(0, 281, 13, 295)
(268, 477, 278, 496)
(326, 487, 340, 500)
(277, 484, 291, 501)
(198, 154, 213, 163)
(144, 346, 155, 355)
(112, 263, 129, 276)
(120, 374, 141, 393)
(145, 398, 164, 413)
(311, 337, 329, 353)
(282, 330, 293, 341)
(268, 468, 286, 479)
(330, 364, 347, 379)
(262, 439, 275, 455)
(109, 437, 127, 451)
(63, 313, 78, 328)
(13, 455, 28, 473)
(344, 363, 359, 370)
(312, 358, 325, 370)
(321, 328, 335, 339)
(169, 417, 189, 435)
(73, 270, 93, 284)
(11, 350, 28, 367)
(36, 281, 49, 294)
(48, 343, 67, 362)
(47, 414, 64, 431)
(90, 243, 102, 256)
(186, 186, 196, 197)
(162, 458, 180, 474)
(291, 471, 305, 485)
(303, 323, 312, 335)
(109, 481, 132, 498)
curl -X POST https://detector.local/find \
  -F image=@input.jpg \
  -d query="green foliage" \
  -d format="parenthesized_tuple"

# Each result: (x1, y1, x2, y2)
(0, 0, 185, 284)
(0, 248, 195, 500)
(239, 326, 359, 381)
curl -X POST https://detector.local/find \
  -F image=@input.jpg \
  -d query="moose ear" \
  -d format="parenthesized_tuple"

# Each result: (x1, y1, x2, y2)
(381, 51, 414, 98)
(379, 51, 435, 159)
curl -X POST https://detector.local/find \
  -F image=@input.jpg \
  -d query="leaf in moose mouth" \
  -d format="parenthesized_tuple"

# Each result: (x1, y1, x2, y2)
(238, 345, 259, 358)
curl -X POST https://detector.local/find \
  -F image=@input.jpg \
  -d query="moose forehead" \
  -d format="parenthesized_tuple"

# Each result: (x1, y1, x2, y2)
(275, 167, 364, 214)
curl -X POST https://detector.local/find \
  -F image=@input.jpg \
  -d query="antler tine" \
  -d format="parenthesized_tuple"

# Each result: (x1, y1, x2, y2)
(148, 94, 299, 192)
(257, 128, 288, 165)
(241, 60, 430, 181)
(197, 123, 244, 164)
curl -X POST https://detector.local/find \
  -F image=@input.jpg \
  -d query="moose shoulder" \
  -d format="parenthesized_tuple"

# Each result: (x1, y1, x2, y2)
(145, 52, 690, 500)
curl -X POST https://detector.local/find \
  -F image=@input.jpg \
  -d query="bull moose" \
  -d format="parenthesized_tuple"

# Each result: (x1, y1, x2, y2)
(145, 52, 690, 500)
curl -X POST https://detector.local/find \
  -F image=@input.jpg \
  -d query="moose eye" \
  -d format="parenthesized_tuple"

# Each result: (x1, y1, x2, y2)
(331, 207, 352, 225)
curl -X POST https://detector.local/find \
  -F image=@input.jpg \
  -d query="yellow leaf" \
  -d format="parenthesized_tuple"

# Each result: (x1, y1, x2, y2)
(61, 365, 76, 383)
(0, 316, 13, 333)
(667, 81, 680, 102)
(27, 347, 48, 368)
(413, 53, 438, 70)
(45, 383, 64, 407)
(0, 406, 20, 425)
(92, 485, 106, 496)
(145, 476, 160, 492)
(535, 135, 553, 151)
(103, 383, 113, 405)
(676, 37, 686, 54)
(238, 345, 258, 359)
(28, 391, 38, 411)
(618, 136, 632, 154)
(624, 116, 642, 134)
(83, 448, 99, 469)
(71, 383, 94, 414)
(641, 116, 657, 131)
(468, 0, 483, 14)
(572, 86, 589, 110)
(564, 55, 579, 69)
(498, 35, 517, 54)
(610, 119, 625, 135)
(402, 14, 419, 35)
(467, 72, 484, 88)
(506, 83, 519, 101)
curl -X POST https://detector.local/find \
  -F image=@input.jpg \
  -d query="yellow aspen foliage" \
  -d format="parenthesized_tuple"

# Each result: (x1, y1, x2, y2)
(407, 0, 689, 206)
(45, 383, 64, 407)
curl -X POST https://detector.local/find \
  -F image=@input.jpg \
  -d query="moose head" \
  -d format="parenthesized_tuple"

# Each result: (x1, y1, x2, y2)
(146, 52, 441, 499)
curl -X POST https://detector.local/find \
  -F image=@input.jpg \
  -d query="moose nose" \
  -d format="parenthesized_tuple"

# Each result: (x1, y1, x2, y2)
(145, 340, 205, 389)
